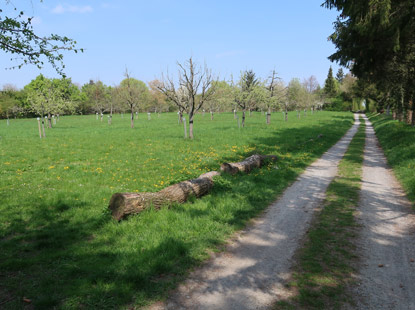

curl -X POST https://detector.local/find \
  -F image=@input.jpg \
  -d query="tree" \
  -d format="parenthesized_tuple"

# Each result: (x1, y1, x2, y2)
(158, 57, 216, 139)
(234, 70, 261, 127)
(324, 0, 415, 125)
(82, 80, 110, 119)
(264, 70, 286, 124)
(1, 1, 82, 75)
(336, 68, 344, 83)
(117, 70, 149, 128)
(302, 75, 319, 113)
(207, 80, 234, 119)
(25, 75, 62, 129)
(148, 80, 169, 113)
(0, 84, 25, 119)
(287, 78, 305, 111)
(324, 67, 337, 97)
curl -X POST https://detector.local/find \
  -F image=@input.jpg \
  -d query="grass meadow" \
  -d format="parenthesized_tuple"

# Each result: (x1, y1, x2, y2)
(0, 111, 353, 309)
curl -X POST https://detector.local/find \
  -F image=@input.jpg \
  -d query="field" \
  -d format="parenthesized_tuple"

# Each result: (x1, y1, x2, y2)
(0, 111, 353, 309)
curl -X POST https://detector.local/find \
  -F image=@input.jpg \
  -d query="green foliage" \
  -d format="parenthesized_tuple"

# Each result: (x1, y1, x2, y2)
(0, 111, 353, 309)
(287, 78, 307, 110)
(335, 68, 344, 83)
(323, 0, 415, 114)
(0, 1, 82, 74)
(24, 74, 79, 117)
(324, 67, 337, 98)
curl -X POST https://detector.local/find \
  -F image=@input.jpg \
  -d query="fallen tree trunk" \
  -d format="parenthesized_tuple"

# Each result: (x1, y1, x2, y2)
(109, 155, 277, 221)
(109, 171, 220, 221)
(220, 154, 278, 175)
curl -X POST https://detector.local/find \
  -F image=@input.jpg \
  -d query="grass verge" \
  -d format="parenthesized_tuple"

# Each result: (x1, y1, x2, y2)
(367, 113, 415, 205)
(275, 117, 366, 309)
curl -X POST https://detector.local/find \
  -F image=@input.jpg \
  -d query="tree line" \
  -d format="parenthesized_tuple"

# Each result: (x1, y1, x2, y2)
(1, 57, 360, 138)
(324, 0, 415, 125)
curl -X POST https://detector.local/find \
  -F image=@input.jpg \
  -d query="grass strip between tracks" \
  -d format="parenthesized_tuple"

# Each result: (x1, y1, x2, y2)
(275, 116, 365, 309)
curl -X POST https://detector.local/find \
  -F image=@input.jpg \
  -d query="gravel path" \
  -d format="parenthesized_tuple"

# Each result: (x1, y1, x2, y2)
(150, 115, 360, 310)
(346, 115, 415, 310)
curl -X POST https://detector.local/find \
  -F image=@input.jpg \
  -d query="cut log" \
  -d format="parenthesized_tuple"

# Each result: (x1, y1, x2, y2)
(109, 154, 277, 221)
(220, 154, 277, 175)
(109, 171, 220, 220)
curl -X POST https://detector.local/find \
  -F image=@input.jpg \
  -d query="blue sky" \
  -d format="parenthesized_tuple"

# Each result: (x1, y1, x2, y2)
(0, 0, 343, 89)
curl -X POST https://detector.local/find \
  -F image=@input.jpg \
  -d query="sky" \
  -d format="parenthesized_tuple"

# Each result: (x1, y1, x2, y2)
(0, 0, 344, 89)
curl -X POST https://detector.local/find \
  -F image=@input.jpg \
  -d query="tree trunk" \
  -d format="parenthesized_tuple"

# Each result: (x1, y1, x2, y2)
(266, 107, 271, 124)
(411, 99, 415, 127)
(220, 154, 277, 175)
(48, 113, 52, 128)
(210, 111, 213, 120)
(242, 110, 246, 127)
(41, 114, 46, 138)
(109, 171, 220, 220)
(131, 110, 134, 128)
(189, 117, 194, 139)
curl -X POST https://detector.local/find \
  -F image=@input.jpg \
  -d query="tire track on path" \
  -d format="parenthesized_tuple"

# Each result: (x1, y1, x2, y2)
(150, 115, 360, 310)
(346, 115, 415, 310)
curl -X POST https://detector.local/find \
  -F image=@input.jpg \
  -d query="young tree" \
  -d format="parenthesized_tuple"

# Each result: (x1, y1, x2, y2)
(117, 70, 149, 128)
(234, 70, 260, 127)
(264, 70, 286, 124)
(158, 57, 216, 139)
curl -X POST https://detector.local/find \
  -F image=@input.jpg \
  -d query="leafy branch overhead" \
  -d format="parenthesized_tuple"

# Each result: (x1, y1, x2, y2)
(0, 2, 83, 75)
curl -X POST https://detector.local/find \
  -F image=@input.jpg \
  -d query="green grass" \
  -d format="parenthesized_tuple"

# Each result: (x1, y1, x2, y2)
(367, 113, 415, 205)
(274, 116, 365, 310)
(0, 111, 353, 309)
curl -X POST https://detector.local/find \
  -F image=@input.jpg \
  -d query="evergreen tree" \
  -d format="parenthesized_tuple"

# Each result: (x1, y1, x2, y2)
(324, 67, 336, 97)
(336, 68, 344, 83)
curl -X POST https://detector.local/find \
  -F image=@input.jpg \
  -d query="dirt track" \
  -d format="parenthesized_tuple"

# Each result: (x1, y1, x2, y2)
(345, 116, 415, 309)
(149, 115, 360, 310)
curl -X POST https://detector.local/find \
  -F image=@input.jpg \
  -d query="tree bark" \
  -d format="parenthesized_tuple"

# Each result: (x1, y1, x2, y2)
(131, 110, 134, 128)
(220, 154, 277, 175)
(109, 171, 220, 220)
(109, 154, 278, 221)
(48, 113, 52, 128)
(266, 107, 271, 124)
(189, 118, 194, 139)
(242, 110, 246, 127)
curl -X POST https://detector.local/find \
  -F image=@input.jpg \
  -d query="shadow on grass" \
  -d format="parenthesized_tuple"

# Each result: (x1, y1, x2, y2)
(0, 114, 355, 309)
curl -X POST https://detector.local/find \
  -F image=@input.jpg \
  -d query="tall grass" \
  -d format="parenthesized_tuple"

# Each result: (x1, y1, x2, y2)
(0, 111, 353, 309)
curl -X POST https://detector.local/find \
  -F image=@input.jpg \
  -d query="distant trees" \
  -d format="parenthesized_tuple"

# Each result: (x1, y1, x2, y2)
(158, 57, 216, 139)
(117, 70, 149, 128)
(81, 80, 110, 118)
(24, 74, 79, 127)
